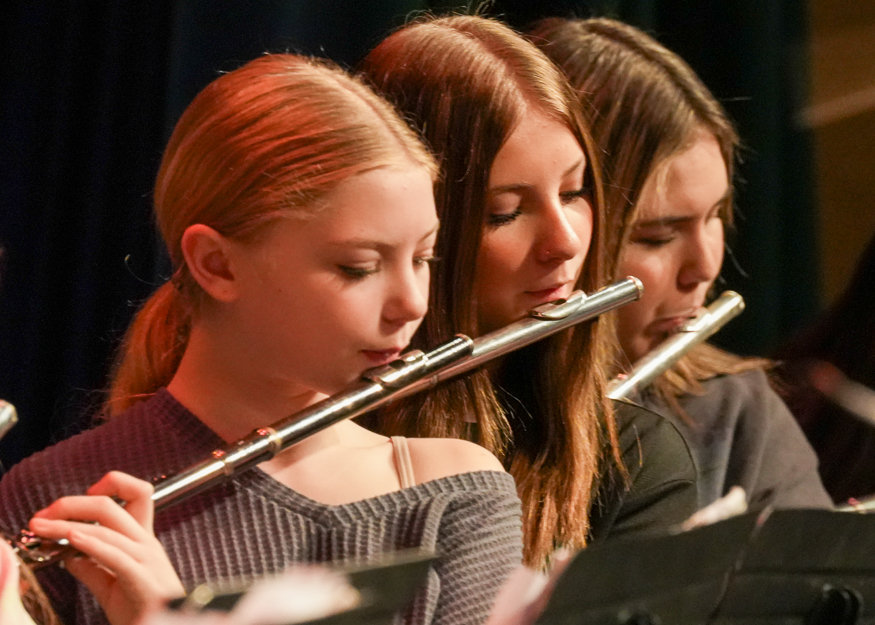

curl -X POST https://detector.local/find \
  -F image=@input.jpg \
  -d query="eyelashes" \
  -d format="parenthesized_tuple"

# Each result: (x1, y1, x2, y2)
(560, 185, 592, 203)
(339, 255, 439, 281)
(414, 255, 440, 267)
(487, 209, 521, 227)
(632, 237, 674, 248)
(486, 185, 591, 228)
(339, 265, 379, 280)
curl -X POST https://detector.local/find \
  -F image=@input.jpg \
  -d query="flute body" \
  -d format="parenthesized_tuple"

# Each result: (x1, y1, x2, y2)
(13, 277, 642, 567)
(607, 291, 746, 401)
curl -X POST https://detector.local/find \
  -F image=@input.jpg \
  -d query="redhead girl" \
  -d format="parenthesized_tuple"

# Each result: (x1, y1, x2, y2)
(0, 53, 521, 625)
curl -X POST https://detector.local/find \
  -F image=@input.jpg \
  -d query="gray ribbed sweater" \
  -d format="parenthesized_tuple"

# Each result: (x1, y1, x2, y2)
(639, 369, 832, 509)
(0, 389, 523, 625)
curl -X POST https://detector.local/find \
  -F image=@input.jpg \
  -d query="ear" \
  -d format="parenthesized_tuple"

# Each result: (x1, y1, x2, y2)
(180, 224, 240, 303)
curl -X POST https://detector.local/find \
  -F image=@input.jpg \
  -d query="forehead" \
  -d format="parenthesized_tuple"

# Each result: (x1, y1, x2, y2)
(304, 165, 438, 237)
(636, 134, 728, 220)
(489, 112, 584, 182)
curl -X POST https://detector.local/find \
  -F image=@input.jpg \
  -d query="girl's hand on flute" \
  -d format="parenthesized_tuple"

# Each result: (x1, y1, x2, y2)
(28, 471, 184, 625)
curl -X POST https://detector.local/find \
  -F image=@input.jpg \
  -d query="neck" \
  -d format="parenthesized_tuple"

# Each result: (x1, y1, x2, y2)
(167, 325, 327, 443)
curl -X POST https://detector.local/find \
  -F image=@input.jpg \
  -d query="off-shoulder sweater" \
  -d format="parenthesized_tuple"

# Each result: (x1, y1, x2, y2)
(0, 389, 523, 625)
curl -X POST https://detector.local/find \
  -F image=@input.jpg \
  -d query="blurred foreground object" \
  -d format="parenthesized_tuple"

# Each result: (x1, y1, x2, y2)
(146, 550, 434, 625)
(0, 401, 17, 441)
(0, 540, 36, 625)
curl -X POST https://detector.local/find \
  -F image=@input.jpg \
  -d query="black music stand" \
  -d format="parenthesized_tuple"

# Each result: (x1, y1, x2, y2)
(168, 549, 436, 625)
(536, 510, 875, 625)
(714, 508, 875, 625)
(536, 512, 761, 625)
(320, 549, 437, 625)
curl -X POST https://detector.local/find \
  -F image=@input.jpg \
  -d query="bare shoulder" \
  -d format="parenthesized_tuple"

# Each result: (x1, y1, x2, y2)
(403, 437, 506, 484)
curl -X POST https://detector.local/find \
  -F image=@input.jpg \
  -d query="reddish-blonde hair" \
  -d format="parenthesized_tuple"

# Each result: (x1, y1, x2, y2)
(107, 54, 436, 415)
(361, 14, 620, 567)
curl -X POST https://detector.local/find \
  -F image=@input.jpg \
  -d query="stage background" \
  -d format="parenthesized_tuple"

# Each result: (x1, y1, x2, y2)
(0, 0, 868, 468)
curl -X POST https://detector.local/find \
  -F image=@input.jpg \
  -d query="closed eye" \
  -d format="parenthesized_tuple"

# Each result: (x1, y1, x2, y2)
(414, 255, 440, 267)
(339, 265, 379, 280)
(632, 236, 674, 248)
(487, 209, 521, 227)
(630, 224, 677, 248)
(560, 185, 592, 203)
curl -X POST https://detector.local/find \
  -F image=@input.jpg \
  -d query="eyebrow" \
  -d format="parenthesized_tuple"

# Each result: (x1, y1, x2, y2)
(634, 189, 731, 228)
(487, 157, 586, 195)
(327, 222, 440, 249)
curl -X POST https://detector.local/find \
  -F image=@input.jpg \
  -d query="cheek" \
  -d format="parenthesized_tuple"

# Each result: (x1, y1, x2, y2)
(616, 297, 652, 361)
(576, 203, 595, 247)
(287, 277, 356, 329)
(618, 252, 676, 320)
(571, 205, 594, 273)
(619, 251, 662, 294)
(476, 234, 520, 290)
(707, 220, 726, 268)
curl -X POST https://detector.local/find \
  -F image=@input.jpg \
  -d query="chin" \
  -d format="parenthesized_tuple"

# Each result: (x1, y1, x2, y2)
(621, 341, 649, 365)
(321, 376, 359, 396)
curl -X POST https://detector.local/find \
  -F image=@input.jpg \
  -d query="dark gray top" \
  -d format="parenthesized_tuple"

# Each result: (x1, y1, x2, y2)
(639, 370, 832, 510)
(0, 389, 523, 625)
(588, 401, 699, 542)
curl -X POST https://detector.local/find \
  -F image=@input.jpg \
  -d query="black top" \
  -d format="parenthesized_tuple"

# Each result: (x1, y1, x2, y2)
(589, 400, 699, 542)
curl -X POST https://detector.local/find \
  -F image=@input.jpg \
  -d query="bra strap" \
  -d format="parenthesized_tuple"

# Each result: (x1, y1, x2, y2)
(390, 436, 416, 489)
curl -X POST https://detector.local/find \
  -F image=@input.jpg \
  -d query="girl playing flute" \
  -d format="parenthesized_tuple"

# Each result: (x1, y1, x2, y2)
(360, 14, 698, 569)
(529, 16, 831, 510)
(0, 53, 522, 625)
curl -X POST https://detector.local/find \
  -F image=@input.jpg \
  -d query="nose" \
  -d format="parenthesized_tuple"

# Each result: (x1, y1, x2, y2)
(535, 203, 584, 264)
(678, 222, 724, 290)
(382, 265, 429, 327)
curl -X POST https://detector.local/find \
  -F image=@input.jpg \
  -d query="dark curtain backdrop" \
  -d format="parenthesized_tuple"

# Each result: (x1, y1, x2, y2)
(0, 0, 817, 469)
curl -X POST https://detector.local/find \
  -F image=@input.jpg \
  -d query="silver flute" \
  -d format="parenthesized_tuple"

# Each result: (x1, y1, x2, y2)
(13, 276, 642, 568)
(607, 290, 746, 400)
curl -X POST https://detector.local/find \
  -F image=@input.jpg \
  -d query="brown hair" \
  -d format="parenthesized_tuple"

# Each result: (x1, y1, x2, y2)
(107, 53, 437, 415)
(19, 563, 62, 625)
(1, 533, 62, 625)
(360, 14, 620, 567)
(529, 17, 765, 408)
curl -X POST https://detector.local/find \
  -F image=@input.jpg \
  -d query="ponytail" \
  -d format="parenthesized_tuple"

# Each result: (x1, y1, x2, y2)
(105, 282, 191, 416)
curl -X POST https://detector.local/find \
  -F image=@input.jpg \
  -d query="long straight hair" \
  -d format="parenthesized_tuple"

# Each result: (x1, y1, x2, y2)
(361, 15, 620, 567)
(106, 54, 436, 415)
(529, 17, 766, 411)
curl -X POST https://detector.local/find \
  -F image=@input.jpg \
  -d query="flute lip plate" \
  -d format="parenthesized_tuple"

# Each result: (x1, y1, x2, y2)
(529, 290, 586, 320)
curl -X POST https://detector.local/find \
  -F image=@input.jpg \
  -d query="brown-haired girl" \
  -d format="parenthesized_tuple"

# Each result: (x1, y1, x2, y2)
(360, 14, 698, 569)
(0, 52, 522, 625)
(528, 17, 831, 510)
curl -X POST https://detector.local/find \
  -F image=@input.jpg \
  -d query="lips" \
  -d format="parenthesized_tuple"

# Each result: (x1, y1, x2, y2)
(648, 309, 699, 336)
(525, 282, 572, 304)
(361, 348, 403, 366)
